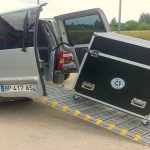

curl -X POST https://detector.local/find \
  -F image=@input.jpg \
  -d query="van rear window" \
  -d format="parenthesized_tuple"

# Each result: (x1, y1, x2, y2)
(0, 8, 37, 50)
(64, 14, 106, 45)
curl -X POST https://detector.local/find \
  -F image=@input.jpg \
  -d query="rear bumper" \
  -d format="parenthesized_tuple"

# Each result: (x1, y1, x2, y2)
(0, 76, 43, 100)
(0, 97, 32, 102)
(64, 62, 77, 73)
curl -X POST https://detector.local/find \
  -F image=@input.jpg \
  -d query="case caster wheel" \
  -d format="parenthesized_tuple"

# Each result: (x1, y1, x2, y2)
(73, 95, 80, 100)
(141, 119, 149, 125)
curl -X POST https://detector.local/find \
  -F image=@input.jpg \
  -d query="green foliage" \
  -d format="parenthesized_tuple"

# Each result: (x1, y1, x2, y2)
(123, 20, 138, 31)
(110, 18, 118, 31)
(110, 13, 150, 31)
(138, 22, 150, 30)
(139, 13, 150, 24)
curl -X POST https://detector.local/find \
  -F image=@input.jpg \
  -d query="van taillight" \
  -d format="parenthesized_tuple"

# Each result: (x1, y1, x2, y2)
(57, 51, 74, 70)
(64, 53, 74, 64)
(57, 51, 64, 70)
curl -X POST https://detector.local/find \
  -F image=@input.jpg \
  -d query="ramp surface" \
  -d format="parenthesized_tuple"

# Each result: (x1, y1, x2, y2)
(35, 83, 150, 146)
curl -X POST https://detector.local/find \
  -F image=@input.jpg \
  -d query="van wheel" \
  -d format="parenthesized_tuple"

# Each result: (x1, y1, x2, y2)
(64, 74, 70, 80)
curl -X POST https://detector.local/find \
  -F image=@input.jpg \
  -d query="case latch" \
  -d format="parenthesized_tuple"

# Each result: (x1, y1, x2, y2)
(90, 50, 99, 58)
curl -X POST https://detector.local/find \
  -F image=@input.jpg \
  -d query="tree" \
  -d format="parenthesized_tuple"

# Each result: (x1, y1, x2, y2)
(139, 13, 150, 24)
(94, 20, 100, 29)
(110, 18, 118, 31)
(138, 22, 150, 30)
(123, 20, 138, 31)
(110, 12, 150, 31)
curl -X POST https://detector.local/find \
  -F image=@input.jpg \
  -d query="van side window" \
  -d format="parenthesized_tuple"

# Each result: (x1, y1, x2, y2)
(0, 8, 37, 50)
(64, 14, 106, 45)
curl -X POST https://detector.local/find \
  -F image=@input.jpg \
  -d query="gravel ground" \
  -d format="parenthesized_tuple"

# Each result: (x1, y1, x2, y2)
(0, 73, 149, 150)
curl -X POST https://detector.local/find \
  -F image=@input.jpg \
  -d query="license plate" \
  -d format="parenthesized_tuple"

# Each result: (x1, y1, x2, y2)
(0, 84, 37, 92)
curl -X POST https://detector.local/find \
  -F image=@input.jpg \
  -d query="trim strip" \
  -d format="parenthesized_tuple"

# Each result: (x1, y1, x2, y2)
(90, 50, 150, 70)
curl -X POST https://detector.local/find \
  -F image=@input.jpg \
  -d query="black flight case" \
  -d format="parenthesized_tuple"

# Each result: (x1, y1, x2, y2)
(74, 32, 150, 123)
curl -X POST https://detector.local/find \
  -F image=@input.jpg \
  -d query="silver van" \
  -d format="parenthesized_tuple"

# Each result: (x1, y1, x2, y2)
(0, 4, 110, 101)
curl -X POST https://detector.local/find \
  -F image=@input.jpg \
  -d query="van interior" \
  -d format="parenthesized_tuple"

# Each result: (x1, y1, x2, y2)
(37, 20, 57, 81)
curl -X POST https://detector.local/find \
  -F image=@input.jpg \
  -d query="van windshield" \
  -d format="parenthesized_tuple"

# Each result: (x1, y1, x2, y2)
(0, 8, 38, 50)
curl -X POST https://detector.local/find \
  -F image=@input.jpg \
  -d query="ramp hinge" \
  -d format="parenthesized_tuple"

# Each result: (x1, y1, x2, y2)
(90, 50, 99, 58)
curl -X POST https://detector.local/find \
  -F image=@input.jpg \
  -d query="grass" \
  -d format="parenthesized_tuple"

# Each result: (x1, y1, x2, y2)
(120, 30, 150, 41)
(67, 30, 150, 45)
(68, 30, 101, 44)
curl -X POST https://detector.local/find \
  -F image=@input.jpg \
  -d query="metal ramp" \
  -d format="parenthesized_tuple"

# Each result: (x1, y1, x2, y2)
(34, 83, 150, 146)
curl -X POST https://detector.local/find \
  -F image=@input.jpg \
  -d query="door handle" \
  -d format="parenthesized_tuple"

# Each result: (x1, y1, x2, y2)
(131, 98, 147, 109)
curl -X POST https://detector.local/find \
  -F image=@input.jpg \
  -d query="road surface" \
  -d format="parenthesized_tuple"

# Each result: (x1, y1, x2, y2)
(0, 74, 149, 150)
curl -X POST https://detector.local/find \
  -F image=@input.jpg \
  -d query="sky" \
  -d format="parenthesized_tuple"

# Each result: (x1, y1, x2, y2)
(0, 0, 149, 23)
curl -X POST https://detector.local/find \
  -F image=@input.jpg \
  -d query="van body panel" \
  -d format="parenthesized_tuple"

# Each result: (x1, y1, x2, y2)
(0, 6, 45, 100)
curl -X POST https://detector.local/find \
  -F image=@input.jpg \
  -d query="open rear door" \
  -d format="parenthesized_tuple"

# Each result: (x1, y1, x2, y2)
(0, 4, 46, 100)
(54, 8, 110, 65)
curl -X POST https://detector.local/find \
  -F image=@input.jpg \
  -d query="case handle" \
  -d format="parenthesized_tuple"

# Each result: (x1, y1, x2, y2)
(131, 98, 147, 109)
(81, 81, 95, 91)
